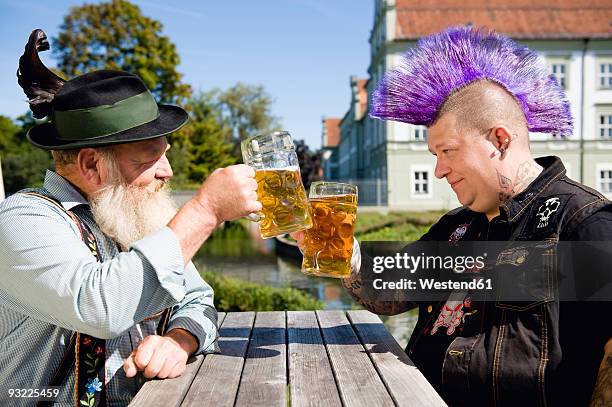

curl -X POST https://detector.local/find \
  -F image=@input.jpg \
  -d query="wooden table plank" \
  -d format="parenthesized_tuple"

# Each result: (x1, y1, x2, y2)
(287, 311, 342, 407)
(347, 310, 447, 407)
(234, 311, 287, 407)
(129, 312, 227, 407)
(181, 312, 255, 407)
(317, 310, 395, 407)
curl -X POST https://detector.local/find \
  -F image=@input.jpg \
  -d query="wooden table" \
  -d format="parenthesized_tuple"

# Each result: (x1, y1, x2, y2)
(129, 310, 446, 407)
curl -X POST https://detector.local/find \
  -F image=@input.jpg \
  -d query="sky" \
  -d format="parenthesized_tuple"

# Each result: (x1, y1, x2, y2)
(0, 0, 374, 149)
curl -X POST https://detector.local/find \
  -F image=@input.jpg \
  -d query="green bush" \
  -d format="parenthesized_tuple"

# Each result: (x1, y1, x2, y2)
(201, 271, 324, 312)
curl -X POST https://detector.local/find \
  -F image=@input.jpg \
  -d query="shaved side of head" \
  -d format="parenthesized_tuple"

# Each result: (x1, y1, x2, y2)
(436, 80, 530, 145)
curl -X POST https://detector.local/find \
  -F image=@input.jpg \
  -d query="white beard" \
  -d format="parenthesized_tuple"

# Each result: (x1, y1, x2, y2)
(89, 179, 177, 251)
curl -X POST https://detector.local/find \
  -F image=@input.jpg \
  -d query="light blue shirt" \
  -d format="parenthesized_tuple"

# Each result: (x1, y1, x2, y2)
(0, 170, 218, 406)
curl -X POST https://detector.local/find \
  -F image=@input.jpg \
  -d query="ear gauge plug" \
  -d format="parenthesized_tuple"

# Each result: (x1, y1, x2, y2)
(499, 139, 509, 156)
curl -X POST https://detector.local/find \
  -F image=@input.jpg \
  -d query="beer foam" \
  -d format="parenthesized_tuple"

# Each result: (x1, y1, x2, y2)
(255, 166, 300, 171)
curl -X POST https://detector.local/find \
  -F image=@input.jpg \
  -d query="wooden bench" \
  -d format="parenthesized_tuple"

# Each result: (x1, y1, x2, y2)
(129, 310, 446, 406)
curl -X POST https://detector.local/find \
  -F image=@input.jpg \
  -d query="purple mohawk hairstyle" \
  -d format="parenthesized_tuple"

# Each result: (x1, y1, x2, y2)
(370, 26, 573, 136)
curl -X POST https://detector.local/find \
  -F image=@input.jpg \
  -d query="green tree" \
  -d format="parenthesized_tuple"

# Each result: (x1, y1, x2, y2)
(187, 91, 237, 181)
(0, 114, 53, 193)
(53, 0, 190, 103)
(165, 129, 193, 190)
(216, 83, 281, 156)
(295, 139, 324, 190)
(167, 92, 237, 189)
(0, 116, 20, 152)
(168, 85, 280, 188)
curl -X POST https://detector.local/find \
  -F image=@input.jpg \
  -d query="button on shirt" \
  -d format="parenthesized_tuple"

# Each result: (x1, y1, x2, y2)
(0, 171, 219, 406)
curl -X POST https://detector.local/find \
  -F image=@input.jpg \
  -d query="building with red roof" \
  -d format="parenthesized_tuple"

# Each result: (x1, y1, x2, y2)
(329, 0, 612, 208)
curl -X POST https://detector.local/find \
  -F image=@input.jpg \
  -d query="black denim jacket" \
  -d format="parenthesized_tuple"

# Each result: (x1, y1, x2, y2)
(405, 156, 612, 407)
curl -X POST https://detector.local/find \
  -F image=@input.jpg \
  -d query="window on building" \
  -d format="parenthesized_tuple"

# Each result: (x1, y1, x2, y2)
(414, 126, 428, 141)
(413, 171, 429, 194)
(599, 63, 612, 89)
(550, 63, 567, 89)
(598, 168, 612, 194)
(598, 114, 612, 138)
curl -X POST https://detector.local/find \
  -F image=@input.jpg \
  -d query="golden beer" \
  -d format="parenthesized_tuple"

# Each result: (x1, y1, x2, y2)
(302, 193, 357, 278)
(255, 167, 313, 239)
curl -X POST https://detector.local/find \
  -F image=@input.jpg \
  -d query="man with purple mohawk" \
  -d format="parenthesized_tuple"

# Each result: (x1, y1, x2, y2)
(348, 26, 612, 406)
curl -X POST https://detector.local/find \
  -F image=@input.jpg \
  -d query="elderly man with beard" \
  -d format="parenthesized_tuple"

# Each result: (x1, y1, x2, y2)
(0, 31, 261, 406)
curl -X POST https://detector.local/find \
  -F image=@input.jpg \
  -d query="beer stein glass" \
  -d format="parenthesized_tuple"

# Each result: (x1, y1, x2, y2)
(301, 182, 358, 278)
(241, 131, 313, 239)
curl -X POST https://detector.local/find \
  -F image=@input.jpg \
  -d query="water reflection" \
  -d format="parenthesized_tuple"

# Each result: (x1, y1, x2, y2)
(194, 221, 417, 348)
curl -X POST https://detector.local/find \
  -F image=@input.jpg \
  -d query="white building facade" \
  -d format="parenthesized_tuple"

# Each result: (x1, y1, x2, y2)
(333, 0, 612, 210)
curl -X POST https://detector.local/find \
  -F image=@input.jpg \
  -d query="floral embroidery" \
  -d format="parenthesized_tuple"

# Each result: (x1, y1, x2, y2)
(73, 214, 105, 406)
(83, 350, 99, 374)
(86, 377, 102, 394)
(80, 377, 102, 406)
(79, 333, 105, 406)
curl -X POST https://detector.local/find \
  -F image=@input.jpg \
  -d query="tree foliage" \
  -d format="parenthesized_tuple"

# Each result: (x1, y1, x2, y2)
(167, 84, 282, 188)
(215, 83, 281, 156)
(167, 85, 283, 187)
(0, 114, 53, 193)
(0, 116, 20, 152)
(167, 92, 237, 188)
(186, 92, 237, 181)
(202, 270, 324, 311)
(53, 0, 190, 103)
(295, 139, 324, 190)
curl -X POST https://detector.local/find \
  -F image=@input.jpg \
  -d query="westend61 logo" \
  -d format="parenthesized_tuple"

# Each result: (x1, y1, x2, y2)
(372, 252, 487, 274)
(370, 252, 491, 292)
(360, 241, 612, 302)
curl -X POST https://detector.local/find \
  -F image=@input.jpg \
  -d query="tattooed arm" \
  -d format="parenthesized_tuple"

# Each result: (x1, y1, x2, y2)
(341, 271, 417, 315)
(590, 338, 612, 407)
(341, 239, 417, 316)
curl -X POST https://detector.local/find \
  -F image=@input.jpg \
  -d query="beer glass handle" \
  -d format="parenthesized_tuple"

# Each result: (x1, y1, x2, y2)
(246, 212, 262, 222)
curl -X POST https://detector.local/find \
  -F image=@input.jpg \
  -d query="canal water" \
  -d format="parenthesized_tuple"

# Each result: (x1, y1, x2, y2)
(193, 221, 418, 348)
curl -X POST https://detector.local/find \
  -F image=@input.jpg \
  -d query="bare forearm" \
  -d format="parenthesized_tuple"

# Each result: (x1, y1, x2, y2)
(591, 339, 612, 407)
(342, 272, 416, 316)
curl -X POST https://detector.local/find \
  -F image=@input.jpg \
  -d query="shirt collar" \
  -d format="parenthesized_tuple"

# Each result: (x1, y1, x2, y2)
(43, 170, 89, 211)
(499, 156, 566, 223)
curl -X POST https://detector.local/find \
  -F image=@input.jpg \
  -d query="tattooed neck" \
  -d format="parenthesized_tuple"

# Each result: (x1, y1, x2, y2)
(497, 160, 543, 204)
